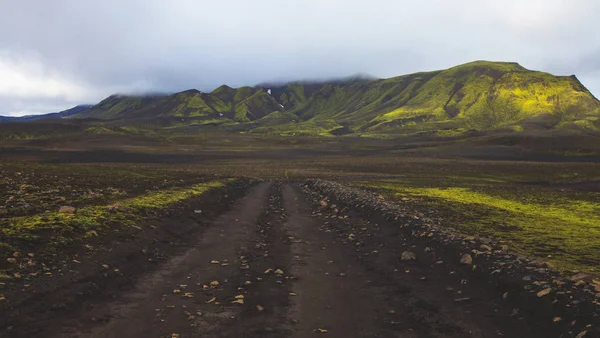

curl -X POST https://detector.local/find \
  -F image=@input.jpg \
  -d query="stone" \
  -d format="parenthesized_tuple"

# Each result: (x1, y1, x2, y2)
(536, 288, 552, 297)
(571, 273, 591, 282)
(58, 206, 76, 214)
(401, 251, 416, 261)
(460, 254, 473, 265)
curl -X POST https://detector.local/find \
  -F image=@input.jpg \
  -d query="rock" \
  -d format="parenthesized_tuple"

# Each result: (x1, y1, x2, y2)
(460, 254, 473, 265)
(401, 251, 416, 261)
(320, 200, 328, 207)
(571, 273, 591, 282)
(480, 244, 492, 251)
(575, 331, 587, 338)
(274, 269, 284, 275)
(194, 210, 202, 214)
(58, 206, 76, 214)
(592, 280, 600, 292)
(536, 288, 552, 297)
(107, 203, 120, 213)
(256, 305, 264, 311)
(172, 334, 180, 338)
(209, 281, 219, 288)
(6, 258, 17, 264)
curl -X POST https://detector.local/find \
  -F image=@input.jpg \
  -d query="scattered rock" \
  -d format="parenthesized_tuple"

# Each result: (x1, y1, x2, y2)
(6, 258, 17, 264)
(460, 254, 473, 265)
(401, 251, 416, 261)
(480, 244, 492, 251)
(274, 269, 284, 275)
(256, 305, 264, 311)
(58, 206, 76, 214)
(536, 288, 552, 297)
(575, 331, 587, 338)
(570, 273, 591, 283)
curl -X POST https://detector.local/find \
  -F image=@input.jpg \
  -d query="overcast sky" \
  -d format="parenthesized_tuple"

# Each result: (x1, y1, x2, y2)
(1, 0, 599, 116)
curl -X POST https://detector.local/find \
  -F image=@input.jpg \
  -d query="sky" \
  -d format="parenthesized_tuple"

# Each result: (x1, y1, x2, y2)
(1, 0, 600, 116)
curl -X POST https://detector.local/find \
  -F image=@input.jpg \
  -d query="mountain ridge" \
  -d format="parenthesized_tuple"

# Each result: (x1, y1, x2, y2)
(14, 60, 600, 136)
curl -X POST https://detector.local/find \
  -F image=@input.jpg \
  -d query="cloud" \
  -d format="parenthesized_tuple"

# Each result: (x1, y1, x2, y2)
(1, 0, 599, 115)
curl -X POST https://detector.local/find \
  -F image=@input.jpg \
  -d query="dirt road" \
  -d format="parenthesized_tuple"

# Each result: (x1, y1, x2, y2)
(1, 182, 589, 337)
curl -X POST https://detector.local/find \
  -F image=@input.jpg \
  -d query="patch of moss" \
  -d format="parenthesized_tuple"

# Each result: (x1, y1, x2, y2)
(1, 180, 228, 253)
(352, 180, 600, 272)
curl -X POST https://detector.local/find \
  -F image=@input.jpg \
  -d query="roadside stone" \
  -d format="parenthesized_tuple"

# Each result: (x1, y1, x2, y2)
(58, 206, 76, 214)
(571, 273, 591, 282)
(460, 254, 473, 265)
(536, 288, 552, 297)
(480, 244, 492, 251)
(6, 258, 17, 264)
(400, 251, 416, 261)
(575, 331, 587, 338)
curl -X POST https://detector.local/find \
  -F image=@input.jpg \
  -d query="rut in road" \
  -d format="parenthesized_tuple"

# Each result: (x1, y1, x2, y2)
(36, 182, 550, 337)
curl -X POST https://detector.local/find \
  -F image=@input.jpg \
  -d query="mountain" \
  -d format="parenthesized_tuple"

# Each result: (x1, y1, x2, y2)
(66, 61, 600, 136)
(0, 105, 93, 122)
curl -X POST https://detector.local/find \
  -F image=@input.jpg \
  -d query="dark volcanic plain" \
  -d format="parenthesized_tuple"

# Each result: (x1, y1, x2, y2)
(0, 132, 600, 338)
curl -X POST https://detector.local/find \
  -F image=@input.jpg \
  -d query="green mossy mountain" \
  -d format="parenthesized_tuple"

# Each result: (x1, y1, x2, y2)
(68, 61, 600, 136)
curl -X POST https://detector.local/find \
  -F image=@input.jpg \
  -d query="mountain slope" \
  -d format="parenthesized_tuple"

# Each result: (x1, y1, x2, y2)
(0, 105, 93, 122)
(67, 61, 600, 135)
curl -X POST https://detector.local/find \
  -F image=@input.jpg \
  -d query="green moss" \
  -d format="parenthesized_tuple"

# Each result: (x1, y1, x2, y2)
(1, 180, 227, 250)
(352, 181, 600, 272)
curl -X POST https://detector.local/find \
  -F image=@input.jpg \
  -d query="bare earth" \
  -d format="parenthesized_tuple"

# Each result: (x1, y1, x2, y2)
(1, 182, 592, 337)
